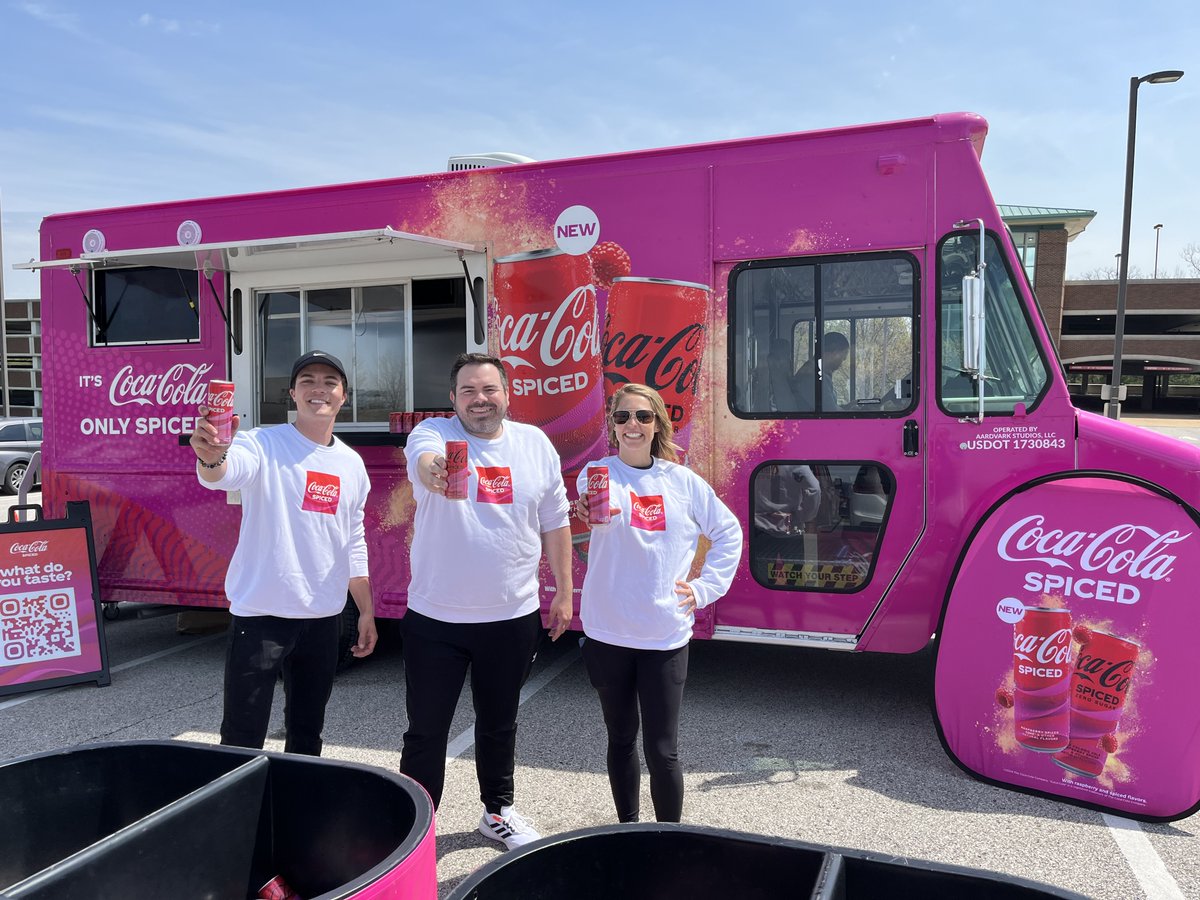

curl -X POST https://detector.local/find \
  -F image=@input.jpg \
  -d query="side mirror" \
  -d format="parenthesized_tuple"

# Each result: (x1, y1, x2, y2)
(961, 274, 985, 374)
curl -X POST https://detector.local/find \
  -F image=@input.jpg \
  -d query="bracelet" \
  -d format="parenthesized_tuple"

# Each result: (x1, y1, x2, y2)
(196, 451, 228, 470)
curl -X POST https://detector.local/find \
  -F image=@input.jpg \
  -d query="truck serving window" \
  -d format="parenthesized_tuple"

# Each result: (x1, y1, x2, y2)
(749, 462, 892, 592)
(92, 266, 201, 345)
(257, 277, 465, 425)
(938, 234, 1049, 415)
(730, 254, 917, 416)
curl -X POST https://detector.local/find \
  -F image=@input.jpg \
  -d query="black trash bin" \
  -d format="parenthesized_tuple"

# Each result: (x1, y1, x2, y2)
(0, 740, 437, 900)
(445, 824, 1089, 900)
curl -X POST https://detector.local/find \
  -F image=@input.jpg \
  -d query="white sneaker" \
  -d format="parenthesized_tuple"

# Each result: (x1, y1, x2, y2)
(478, 805, 541, 850)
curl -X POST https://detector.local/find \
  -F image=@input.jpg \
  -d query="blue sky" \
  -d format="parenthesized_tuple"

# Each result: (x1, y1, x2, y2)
(1, 1, 1196, 298)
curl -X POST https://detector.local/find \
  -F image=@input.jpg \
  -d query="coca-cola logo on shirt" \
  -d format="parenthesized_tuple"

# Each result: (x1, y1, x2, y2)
(629, 492, 666, 532)
(108, 363, 214, 408)
(603, 321, 705, 397)
(10, 540, 49, 557)
(499, 286, 599, 371)
(1013, 626, 1072, 667)
(997, 515, 1187, 581)
(476, 466, 514, 505)
(302, 471, 341, 515)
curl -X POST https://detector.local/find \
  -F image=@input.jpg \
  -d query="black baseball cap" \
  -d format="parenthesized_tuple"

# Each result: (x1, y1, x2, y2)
(290, 350, 348, 387)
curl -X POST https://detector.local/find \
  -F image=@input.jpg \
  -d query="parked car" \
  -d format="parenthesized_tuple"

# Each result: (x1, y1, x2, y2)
(0, 417, 42, 494)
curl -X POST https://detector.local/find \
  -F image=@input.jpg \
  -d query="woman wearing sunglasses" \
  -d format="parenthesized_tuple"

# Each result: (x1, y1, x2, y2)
(573, 383, 742, 823)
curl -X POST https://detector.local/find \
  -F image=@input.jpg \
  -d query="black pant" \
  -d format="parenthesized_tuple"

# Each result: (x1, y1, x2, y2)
(399, 609, 541, 812)
(582, 637, 689, 823)
(220, 613, 339, 757)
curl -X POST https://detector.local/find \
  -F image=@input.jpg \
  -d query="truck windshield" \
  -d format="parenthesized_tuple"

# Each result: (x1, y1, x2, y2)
(938, 233, 1049, 415)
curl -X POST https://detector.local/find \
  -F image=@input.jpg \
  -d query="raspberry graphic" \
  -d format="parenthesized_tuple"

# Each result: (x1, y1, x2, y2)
(1101, 733, 1119, 754)
(589, 241, 631, 290)
(995, 688, 1014, 709)
(1072, 625, 1092, 646)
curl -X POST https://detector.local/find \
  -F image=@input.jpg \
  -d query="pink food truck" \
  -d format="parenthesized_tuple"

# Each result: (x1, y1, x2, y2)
(15, 112, 1200, 821)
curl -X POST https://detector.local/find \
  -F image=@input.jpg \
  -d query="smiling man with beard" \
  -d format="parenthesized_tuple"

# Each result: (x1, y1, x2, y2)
(401, 352, 572, 850)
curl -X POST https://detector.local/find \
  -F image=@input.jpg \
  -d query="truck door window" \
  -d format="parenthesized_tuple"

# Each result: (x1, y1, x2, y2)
(256, 277, 465, 425)
(938, 234, 1049, 415)
(731, 254, 917, 416)
(749, 462, 893, 592)
(92, 266, 201, 345)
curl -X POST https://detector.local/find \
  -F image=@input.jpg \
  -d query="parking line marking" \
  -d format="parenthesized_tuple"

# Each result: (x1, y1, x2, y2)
(446, 645, 579, 761)
(1102, 813, 1185, 900)
(0, 634, 225, 712)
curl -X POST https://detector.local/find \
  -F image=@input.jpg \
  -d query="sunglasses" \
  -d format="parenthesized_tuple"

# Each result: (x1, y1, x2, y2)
(611, 409, 655, 425)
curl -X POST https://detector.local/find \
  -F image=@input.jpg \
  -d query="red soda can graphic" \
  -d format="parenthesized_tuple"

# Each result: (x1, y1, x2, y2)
(444, 440, 469, 501)
(586, 465, 611, 525)
(205, 380, 235, 445)
(602, 277, 709, 450)
(257, 873, 300, 899)
(495, 248, 606, 472)
(1053, 630, 1139, 777)
(1012, 607, 1073, 752)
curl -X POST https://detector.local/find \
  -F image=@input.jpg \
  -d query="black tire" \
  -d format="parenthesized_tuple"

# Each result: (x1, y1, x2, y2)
(3, 463, 25, 495)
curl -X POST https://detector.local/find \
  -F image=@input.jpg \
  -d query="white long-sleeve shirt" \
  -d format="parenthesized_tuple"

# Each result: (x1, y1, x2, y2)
(198, 424, 370, 618)
(405, 416, 570, 623)
(576, 455, 743, 650)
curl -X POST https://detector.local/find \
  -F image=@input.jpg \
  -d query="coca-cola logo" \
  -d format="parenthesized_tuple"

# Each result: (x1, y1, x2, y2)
(997, 515, 1187, 581)
(586, 472, 608, 492)
(10, 540, 49, 556)
(109, 363, 214, 407)
(1074, 652, 1135, 694)
(603, 320, 705, 397)
(629, 492, 666, 532)
(476, 466, 514, 505)
(206, 389, 234, 407)
(302, 471, 341, 515)
(1013, 626, 1072, 666)
(499, 286, 599, 371)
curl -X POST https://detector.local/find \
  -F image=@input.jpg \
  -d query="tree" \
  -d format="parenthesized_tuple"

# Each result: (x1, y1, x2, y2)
(1073, 264, 1145, 281)
(1181, 243, 1200, 277)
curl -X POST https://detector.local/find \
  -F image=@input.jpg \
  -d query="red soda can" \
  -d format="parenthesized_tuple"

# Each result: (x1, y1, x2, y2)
(586, 465, 611, 525)
(257, 873, 300, 900)
(403, 412, 417, 433)
(495, 248, 606, 471)
(445, 440, 469, 501)
(1053, 630, 1139, 778)
(389, 412, 404, 433)
(205, 380, 235, 445)
(1012, 607, 1072, 752)
(602, 277, 709, 451)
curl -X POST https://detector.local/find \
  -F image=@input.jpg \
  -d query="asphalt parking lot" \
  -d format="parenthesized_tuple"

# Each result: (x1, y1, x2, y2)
(2, 603, 1196, 899)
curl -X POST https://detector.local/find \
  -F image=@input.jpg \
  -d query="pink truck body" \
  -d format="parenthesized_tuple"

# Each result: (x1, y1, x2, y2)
(20, 112, 1200, 819)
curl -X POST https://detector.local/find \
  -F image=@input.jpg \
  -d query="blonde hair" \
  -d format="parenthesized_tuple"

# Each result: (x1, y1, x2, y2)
(608, 383, 682, 463)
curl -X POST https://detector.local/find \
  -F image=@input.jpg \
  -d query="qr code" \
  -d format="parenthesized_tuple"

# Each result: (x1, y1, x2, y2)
(1, 589, 81, 665)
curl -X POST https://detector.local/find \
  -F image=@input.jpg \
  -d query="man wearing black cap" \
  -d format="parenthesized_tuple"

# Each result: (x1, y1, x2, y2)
(189, 350, 377, 756)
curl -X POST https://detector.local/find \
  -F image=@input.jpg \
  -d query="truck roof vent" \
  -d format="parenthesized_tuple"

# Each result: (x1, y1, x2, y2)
(446, 152, 536, 172)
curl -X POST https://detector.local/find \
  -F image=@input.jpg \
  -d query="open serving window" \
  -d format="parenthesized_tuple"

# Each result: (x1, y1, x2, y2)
(21, 228, 488, 430)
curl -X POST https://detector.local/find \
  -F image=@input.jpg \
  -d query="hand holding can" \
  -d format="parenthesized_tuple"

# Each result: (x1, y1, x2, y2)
(445, 441, 469, 501)
(205, 380, 236, 446)
(586, 465, 611, 525)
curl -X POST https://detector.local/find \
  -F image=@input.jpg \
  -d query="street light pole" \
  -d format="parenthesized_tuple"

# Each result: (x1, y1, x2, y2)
(1153, 223, 1163, 278)
(1107, 69, 1185, 420)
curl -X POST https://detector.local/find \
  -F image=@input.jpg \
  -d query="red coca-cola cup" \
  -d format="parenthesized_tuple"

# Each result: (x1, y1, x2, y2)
(445, 440, 469, 501)
(586, 465, 611, 525)
(1012, 607, 1072, 752)
(1053, 630, 1139, 778)
(205, 380, 235, 445)
(495, 248, 606, 471)
(602, 277, 709, 450)
(257, 873, 300, 900)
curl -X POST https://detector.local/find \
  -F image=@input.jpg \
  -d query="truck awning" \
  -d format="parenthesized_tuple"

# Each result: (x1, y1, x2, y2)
(15, 227, 484, 273)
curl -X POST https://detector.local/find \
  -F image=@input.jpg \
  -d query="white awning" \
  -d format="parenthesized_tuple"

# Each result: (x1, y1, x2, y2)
(15, 227, 483, 273)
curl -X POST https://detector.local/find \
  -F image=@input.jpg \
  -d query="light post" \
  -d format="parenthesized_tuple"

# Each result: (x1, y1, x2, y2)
(1107, 69, 1185, 420)
(1154, 223, 1163, 278)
